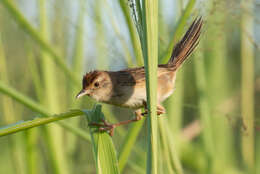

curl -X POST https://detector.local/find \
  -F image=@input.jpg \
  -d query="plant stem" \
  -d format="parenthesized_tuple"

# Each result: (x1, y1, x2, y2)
(241, 0, 255, 171)
(194, 45, 214, 171)
(142, 0, 159, 173)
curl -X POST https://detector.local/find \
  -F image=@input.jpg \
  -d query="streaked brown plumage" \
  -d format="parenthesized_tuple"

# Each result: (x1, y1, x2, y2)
(76, 17, 203, 136)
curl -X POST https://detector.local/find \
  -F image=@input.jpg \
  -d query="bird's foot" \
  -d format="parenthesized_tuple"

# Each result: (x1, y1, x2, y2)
(141, 105, 166, 116)
(88, 119, 115, 136)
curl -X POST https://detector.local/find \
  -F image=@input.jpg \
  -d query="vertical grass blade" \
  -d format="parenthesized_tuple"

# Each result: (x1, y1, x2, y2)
(161, 119, 183, 174)
(67, 0, 86, 156)
(118, 119, 145, 172)
(141, 0, 159, 173)
(95, 0, 107, 69)
(25, 129, 39, 174)
(241, 0, 255, 171)
(158, 119, 175, 174)
(83, 105, 120, 174)
(0, 33, 27, 174)
(205, 2, 235, 171)
(24, 45, 41, 174)
(38, 1, 69, 173)
(194, 44, 214, 171)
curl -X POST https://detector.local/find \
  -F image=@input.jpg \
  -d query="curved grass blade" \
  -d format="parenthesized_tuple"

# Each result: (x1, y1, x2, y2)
(0, 81, 90, 141)
(0, 110, 84, 137)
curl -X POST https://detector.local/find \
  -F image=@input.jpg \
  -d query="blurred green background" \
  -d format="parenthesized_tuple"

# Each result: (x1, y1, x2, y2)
(0, 0, 259, 173)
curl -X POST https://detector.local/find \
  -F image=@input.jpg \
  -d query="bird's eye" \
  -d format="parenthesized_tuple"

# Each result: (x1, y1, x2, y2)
(94, 82, 99, 87)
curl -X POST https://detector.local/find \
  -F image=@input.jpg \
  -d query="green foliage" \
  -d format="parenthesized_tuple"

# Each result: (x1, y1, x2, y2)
(0, 81, 91, 141)
(0, 110, 84, 137)
(1, 0, 79, 85)
(83, 105, 120, 174)
(0, 0, 258, 173)
(141, 0, 159, 173)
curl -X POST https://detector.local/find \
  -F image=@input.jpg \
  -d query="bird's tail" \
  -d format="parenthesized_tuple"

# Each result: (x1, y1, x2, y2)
(168, 17, 203, 69)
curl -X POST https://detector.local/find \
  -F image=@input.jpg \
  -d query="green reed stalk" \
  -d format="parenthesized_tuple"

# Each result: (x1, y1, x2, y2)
(38, 1, 69, 173)
(241, 0, 255, 171)
(161, 119, 184, 174)
(27, 50, 43, 100)
(95, 0, 108, 70)
(194, 45, 214, 172)
(67, 0, 86, 156)
(23, 45, 41, 174)
(141, 0, 159, 173)
(0, 34, 27, 174)
(25, 129, 38, 174)
(158, 119, 175, 174)
(205, 2, 235, 171)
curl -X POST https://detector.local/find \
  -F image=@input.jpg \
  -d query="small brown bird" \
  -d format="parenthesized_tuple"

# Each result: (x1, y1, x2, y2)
(76, 17, 203, 136)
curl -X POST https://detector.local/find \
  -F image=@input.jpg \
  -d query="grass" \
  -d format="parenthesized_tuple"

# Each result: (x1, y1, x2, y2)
(0, 110, 84, 137)
(0, 81, 91, 141)
(1, 0, 79, 85)
(194, 44, 214, 171)
(141, 0, 159, 173)
(83, 105, 120, 174)
(0, 0, 259, 173)
(241, 0, 255, 171)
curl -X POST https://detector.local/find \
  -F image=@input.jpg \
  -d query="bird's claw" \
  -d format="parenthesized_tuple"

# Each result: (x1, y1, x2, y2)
(88, 119, 115, 136)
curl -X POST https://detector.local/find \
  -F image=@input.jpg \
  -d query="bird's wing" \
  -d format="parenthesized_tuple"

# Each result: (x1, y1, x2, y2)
(114, 65, 172, 85)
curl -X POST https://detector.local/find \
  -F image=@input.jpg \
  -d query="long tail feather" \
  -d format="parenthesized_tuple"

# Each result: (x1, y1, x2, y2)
(168, 17, 203, 69)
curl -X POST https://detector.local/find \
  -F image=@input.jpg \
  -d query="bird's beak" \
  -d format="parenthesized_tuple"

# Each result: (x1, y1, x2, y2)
(76, 89, 88, 99)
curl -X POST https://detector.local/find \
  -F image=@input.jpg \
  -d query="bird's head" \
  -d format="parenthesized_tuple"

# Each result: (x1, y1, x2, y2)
(76, 70, 112, 102)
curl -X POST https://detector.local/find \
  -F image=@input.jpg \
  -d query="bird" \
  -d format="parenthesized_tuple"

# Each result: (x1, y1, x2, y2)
(76, 17, 203, 136)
